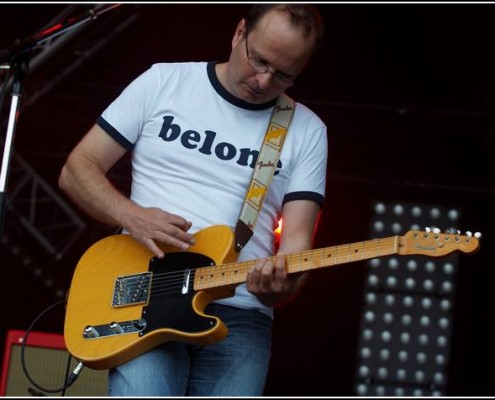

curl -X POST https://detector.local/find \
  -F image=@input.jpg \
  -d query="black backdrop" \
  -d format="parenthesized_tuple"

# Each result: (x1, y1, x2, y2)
(0, 3, 494, 396)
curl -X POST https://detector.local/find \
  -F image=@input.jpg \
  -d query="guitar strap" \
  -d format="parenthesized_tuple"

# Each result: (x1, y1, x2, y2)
(234, 93, 295, 252)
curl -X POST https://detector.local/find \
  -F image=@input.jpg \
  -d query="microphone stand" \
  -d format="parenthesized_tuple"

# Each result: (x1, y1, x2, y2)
(0, 3, 121, 237)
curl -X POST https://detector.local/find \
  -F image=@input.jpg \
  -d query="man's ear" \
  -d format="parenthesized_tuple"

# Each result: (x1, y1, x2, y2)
(232, 18, 247, 48)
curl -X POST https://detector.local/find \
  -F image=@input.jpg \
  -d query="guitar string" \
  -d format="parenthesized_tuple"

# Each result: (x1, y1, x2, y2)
(112, 233, 470, 301)
(117, 238, 400, 299)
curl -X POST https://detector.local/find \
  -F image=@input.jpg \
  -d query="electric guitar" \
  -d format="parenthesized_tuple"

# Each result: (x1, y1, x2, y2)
(64, 225, 480, 370)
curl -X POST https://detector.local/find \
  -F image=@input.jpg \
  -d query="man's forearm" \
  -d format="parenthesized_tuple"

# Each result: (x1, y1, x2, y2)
(59, 154, 133, 228)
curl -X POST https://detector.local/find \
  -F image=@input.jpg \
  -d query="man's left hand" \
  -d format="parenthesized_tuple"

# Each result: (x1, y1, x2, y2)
(246, 253, 304, 307)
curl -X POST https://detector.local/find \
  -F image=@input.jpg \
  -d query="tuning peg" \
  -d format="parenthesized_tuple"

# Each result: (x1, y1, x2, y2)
(474, 232, 482, 239)
(432, 227, 441, 234)
(425, 227, 431, 233)
(466, 231, 473, 237)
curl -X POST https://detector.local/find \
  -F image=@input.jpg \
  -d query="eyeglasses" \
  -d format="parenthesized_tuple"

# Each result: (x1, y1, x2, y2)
(244, 30, 295, 87)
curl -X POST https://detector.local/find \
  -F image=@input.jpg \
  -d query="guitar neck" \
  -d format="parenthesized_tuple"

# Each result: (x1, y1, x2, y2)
(194, 236, 399, 291)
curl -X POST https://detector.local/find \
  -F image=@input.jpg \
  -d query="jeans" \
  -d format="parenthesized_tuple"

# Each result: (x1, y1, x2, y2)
(108, 303, 272, 396)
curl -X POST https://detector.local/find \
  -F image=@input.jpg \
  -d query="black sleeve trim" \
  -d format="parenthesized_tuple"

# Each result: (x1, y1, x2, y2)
(283, 191, 325, 208)
(96, 116, 134, 150)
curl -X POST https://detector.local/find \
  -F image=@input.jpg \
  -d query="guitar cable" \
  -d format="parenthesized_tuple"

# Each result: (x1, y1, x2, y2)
(20, 298, 84, 395)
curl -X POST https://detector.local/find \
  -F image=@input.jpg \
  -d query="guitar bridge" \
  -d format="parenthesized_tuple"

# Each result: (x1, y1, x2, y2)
(112, 272, 152, 307)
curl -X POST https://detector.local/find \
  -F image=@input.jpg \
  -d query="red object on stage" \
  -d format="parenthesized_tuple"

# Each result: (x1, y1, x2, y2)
(0, 329, 107, 396)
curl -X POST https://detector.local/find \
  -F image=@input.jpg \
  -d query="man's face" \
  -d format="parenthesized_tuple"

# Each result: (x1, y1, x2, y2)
(227, 9, 315, 104)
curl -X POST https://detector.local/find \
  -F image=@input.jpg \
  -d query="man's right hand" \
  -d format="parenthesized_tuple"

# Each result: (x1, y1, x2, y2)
(121, 205, 196, 258)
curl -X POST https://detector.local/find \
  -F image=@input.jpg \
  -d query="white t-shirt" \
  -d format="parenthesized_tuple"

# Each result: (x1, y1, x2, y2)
(97, 61, 328, 317)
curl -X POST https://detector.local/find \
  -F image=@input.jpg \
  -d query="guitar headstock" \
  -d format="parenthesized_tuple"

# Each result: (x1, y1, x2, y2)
(399, 228, 481, 257)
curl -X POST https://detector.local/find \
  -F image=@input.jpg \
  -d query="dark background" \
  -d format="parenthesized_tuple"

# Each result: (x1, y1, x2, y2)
(0, 3, 494, 396)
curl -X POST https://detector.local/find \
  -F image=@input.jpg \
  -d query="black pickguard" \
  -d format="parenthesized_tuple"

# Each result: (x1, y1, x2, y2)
(140, 252, 217, 336)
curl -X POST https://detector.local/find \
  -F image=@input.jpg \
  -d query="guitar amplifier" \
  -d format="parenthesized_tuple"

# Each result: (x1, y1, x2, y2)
(0, 329, 108, 396)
